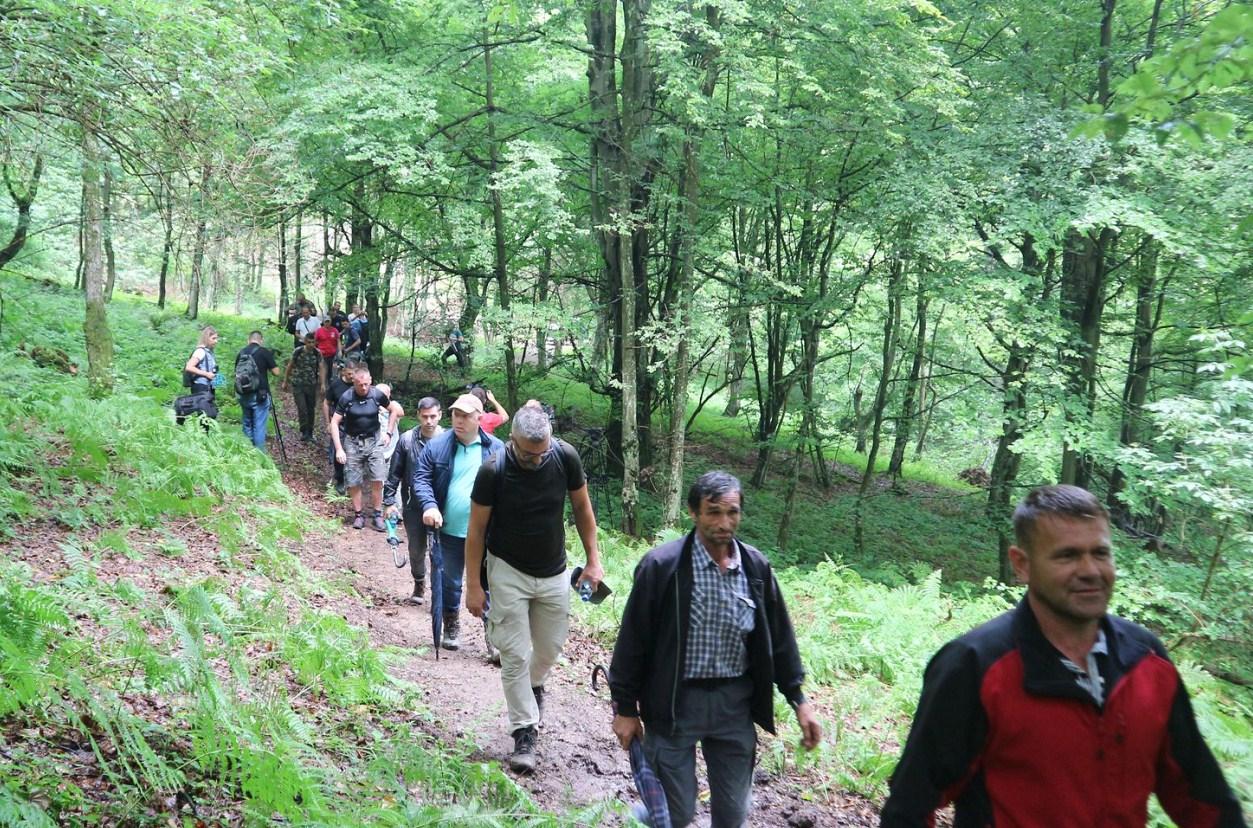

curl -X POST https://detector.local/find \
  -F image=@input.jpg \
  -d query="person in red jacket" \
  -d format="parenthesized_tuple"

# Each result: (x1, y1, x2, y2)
(881, 484, 1246, 828)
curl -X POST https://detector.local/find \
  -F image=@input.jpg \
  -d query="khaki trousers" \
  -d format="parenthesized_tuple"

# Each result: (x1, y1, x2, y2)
(485, 555, 569, 732)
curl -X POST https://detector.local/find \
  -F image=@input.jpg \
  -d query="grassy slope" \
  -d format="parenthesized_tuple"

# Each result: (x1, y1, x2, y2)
(0, 274, 604, 826)
(1, 273, 1249, 822)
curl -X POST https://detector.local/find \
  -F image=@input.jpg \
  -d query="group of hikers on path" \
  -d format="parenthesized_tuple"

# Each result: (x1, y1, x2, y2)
(176, 317, 1246, 827)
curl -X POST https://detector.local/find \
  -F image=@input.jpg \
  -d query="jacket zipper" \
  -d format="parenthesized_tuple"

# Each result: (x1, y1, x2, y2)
(671, 566, 681, 730)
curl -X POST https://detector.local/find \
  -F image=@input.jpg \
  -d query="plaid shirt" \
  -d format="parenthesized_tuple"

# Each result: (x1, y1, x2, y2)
(683, 534, 755, 679)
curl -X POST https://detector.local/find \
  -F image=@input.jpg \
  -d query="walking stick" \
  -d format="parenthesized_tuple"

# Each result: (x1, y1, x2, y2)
(269, 396, 289, 465)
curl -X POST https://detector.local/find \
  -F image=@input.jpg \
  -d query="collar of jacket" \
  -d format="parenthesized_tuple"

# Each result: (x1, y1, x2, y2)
(1011, 598, 1150, 705)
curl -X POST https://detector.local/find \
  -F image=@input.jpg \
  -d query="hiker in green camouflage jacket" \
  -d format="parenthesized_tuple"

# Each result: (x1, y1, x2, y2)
(284, 333, 322, 441)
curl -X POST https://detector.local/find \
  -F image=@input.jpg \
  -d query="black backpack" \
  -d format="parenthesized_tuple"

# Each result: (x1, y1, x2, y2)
(234, 347, 262, 395)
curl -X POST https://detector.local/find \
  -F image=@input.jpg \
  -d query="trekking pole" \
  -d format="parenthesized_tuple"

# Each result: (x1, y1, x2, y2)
(270, 397, 289, 465)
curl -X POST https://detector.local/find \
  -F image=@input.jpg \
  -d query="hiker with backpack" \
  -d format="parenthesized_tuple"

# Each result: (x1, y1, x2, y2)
(383, 396, 445, 605)
(463, 402, 603, 774)
(234, 331, 280, 451)
(330, 364, 402, 531)
(177, 326, 221, 424)
(183, 326, 220, 399)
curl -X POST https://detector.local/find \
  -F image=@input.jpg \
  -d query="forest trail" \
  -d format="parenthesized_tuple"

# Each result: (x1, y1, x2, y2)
(270, 390, 876, 827)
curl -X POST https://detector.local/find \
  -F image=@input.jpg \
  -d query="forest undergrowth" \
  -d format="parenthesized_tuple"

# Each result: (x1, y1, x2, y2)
(0, 272, 1249, 823)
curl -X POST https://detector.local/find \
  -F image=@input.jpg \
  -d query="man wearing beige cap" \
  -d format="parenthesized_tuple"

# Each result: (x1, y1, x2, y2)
(412, 392, 505, 651)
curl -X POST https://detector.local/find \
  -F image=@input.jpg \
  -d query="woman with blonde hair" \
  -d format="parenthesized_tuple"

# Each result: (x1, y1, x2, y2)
(183, 326, 220, 398)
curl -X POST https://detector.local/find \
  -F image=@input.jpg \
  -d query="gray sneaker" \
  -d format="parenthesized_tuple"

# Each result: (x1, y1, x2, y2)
(509, 726, 538, 774)
(352, 512, 365, 530)
(441, 614, 461, 651)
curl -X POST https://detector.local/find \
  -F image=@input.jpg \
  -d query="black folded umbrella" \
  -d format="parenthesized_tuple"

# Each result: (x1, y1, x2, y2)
(591, 665, 670, 827)
(429, 533, 444, 659)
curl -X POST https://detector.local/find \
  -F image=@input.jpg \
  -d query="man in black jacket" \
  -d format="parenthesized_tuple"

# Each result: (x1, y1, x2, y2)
(383, 397, 444, 604)
(609, 470, 821, 828)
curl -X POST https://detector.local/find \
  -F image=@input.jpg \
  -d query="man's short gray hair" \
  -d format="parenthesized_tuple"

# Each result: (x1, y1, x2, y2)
(512, 403, 552, 442)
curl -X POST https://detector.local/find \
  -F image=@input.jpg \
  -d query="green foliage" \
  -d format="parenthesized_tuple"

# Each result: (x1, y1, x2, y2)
(0, 273, 586, 824)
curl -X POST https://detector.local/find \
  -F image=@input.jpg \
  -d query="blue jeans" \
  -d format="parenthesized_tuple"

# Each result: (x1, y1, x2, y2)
(436, 533, 466, 613)
(240, 393, 271, 451)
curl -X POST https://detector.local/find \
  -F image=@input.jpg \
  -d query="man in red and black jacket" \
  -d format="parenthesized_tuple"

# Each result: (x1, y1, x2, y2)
(881, 484, 1246, 828)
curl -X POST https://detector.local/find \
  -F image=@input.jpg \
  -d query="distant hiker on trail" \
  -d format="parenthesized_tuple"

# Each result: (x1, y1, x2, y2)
(294, 305, 320, 349)
(314, 316, 340, 389)
(283, 332, 321, 442)
(374, 384, 403, 463)
(383, 396, 444, 605)
(880, 485, 1245, 828)
(442, 326, 467, 370)
(464, 402, 603, 774)
(412, 393, 505, 652)
(331, 365, 401, 531)
(468, 385, 509, 435)
(344, 310, 369, 360)
(234, 331, 280, 452)
(609, 470, 820, 827)
(323, 361, 355, 495)
(183, 326, 219, 400)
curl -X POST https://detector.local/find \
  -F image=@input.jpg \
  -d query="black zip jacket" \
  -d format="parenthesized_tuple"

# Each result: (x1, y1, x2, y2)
(609, 530, 807, 736)
(382, 426, 441, 511)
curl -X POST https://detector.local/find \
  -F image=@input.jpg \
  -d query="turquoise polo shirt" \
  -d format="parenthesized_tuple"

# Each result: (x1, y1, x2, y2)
(443, 436, 483, 538)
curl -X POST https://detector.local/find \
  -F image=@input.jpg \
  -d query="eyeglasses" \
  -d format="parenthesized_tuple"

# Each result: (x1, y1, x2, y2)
(512, 442, 548, 461)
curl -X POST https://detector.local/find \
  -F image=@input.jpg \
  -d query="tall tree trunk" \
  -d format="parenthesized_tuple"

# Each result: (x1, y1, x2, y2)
(662, 137, 699, 528)
(853, 253, 903, 555)
(1108, 239, 1165, 526)
(484, 34, 518, 410)
(888, 276, 928, 477)
(912, 304, 944, 460)
(536, 249, 552, 371)
(619, 217, 640, 535)
(102, 164, 117, 302)
(294, 209, 303, 294)
(722, 265, 749, 417)
(1058, 227, 1113, 487)
(156, 179, 173, 309)
(0, 153, 43, 271)
(74, 178, 86, 291)
(80, 118, 114, 397)
(662, 5, 720, 526)
(185, 165, 210, 320)
(988, 346, 1029, 582)
(277, 216, 289, 322)
(776, 441, 803, 552)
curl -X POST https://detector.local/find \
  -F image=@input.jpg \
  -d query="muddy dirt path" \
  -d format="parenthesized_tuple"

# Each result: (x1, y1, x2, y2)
(273, 389, 877, 827)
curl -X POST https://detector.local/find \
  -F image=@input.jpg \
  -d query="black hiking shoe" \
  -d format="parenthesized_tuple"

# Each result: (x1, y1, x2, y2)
(405, 581, 425, 605)
(532, 685, 545, 726)
(509, 726, 538, 774)
(371, 511, 386, 532)
(352, 511, 365, 530)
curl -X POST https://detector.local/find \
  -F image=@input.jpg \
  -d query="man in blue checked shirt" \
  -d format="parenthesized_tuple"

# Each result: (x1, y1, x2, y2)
(609, 471, 822, 828)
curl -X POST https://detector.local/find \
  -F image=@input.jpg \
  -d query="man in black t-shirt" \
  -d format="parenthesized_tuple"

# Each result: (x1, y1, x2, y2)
(330, 364, 400, 531)
(236, 331, 280, 452)
(322, 361, 355, 495)
(464, 402, 603, 774)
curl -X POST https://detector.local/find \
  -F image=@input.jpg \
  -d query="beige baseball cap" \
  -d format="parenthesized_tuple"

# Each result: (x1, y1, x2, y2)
(449, 393, 484, 414)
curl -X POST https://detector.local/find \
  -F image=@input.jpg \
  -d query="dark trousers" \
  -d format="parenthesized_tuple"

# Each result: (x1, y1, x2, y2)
(643, 675, 757, 828)
(404, 506, 429, 587)
(291, 384, 318, 438)
(441, 343, 466, 369)
(327, 431, 345, 485)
